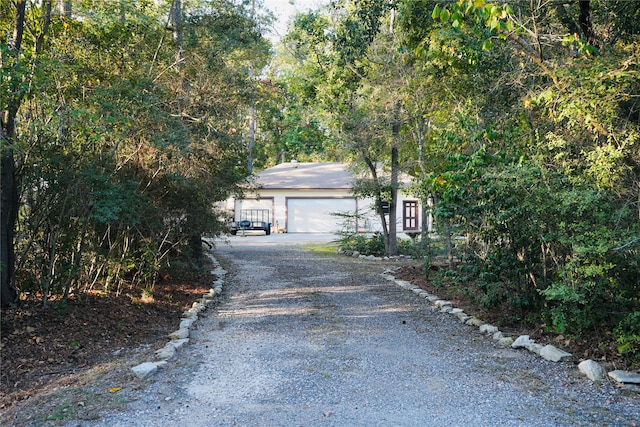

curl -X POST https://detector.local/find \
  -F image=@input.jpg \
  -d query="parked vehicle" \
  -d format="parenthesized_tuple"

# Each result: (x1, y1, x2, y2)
(230, 209, 271, 235)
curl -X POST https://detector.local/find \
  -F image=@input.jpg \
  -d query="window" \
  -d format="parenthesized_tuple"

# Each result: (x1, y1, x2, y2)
(403, 200, 419, 230)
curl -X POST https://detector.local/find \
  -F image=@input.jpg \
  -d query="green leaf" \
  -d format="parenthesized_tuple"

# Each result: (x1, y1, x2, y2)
(505, 19, 514, 32)
(482, 39, 493, 51)
(540, 89, 554, 101)
(489, 16, 499, 30)
(432, 5, 441, 20)
(440, 8, 451, 23)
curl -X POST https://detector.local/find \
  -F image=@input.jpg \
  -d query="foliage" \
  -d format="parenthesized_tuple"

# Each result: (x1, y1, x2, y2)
(4, 0, 271, 306)
(337, 234, 387, 257)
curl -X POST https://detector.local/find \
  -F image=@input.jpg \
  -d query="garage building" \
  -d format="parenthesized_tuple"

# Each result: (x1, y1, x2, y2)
(229, 162, 422, 235)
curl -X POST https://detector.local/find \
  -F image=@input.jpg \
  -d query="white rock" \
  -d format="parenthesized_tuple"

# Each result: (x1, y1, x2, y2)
(465, 317, 484, 327)
(211, 267, 226, 277)
(179, 318, 195, 329)
(426, 296, 440, 303)
(479, 324, 499, 334)
(435, 300, 452, 308)
(578, 360, 606, 382)
(529, 343, 544, 355)
(170, 338, 190, 350)
(512, 335, 535, 349)
(169, 328, 189, 340)
(449, 309, 467, 321)
(352, 251, 360, 258)
(608, 370, 640, 384)
(540, 345, 572, 362)
(455, 313, 472, 323)
(412, 288, 424, 295)
(182, 310, 197, 319)
(131, 362, 158, 379)
(155, 345, 176, 361)
(440, 306, 453, 313)
(395, 280, 416, 290)
(492, 331, 504, 341)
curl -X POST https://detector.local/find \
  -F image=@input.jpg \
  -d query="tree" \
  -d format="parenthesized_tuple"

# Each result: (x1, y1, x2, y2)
(1, 0, 53, 307)
(2, 0, 272, 306)
(398, 0, 640, 361)
(281, 1, 410, 255)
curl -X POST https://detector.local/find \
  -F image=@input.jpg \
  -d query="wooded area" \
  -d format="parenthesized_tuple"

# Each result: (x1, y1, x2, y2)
(1, 0, 639, 371)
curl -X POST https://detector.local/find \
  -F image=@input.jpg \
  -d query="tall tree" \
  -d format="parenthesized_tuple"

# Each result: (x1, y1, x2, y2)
(2, 0, 271, 306)
(1, 1, 53, 307)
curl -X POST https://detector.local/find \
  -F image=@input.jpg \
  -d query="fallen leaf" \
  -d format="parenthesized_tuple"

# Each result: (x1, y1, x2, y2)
(108, 387, 121, 393)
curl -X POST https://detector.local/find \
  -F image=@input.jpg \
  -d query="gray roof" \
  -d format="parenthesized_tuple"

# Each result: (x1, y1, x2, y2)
(254, 162, 354, 190)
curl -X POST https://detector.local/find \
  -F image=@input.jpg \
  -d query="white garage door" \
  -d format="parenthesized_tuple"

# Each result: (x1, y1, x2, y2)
(288, 198, 356, 233)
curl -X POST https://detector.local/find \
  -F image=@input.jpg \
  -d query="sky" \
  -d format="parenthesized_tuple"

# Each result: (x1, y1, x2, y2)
(261, 0, 327, 40)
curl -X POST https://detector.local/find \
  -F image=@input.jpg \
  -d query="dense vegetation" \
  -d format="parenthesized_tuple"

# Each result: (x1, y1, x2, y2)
(1, 0, 271, 308)
(2, 0, 639, 366)
(277, 0, 640, 366)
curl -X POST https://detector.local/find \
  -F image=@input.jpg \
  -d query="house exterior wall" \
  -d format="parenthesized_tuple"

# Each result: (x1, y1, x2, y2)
(232, 189, 422, 235)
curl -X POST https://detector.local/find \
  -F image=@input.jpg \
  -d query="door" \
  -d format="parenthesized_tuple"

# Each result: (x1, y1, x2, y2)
(287, 198, 356, 233)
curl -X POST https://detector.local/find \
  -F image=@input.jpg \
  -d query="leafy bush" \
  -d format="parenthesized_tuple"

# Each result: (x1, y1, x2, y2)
(336, 234, 386, 256)
(422, 150, 640, 366)
(616, 312, 640, 366)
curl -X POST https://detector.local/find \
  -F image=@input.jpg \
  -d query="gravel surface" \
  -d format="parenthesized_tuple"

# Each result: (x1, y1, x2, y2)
(65, 236, 639, 426)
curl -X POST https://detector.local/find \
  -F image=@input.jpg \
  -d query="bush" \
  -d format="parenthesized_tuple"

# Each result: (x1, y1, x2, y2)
(336, 234, 386, 256)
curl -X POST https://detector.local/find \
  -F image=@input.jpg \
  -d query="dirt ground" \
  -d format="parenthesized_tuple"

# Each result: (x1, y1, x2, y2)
(0, 269, 212, 424)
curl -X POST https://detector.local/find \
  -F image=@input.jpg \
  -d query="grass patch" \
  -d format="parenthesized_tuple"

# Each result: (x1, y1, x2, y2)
(301, 241, 341, 255)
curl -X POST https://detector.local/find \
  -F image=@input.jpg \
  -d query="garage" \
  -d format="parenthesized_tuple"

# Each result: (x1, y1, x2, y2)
(287, 198, 356, 233)
(234, 198, 273, 220)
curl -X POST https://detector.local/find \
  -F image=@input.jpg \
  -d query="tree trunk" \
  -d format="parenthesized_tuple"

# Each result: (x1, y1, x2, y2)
(171, 0, 183, 65)
(444, 218, 455, 271)
(362, 155, 390, 251)
(62, 0, 72, 17)
(387, 102, 401, 256)
(388, 144, 398, 256)
(191, 233, 203, 268)
(578, 1, 597, 47)
(1, 134, 18, 307)
(416, 117, 431, 256)
(0, 1, 28, 308)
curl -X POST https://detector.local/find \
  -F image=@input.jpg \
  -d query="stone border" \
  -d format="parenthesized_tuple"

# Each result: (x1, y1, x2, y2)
(381, 269, 640, 388)
(131, 251, 226, 379)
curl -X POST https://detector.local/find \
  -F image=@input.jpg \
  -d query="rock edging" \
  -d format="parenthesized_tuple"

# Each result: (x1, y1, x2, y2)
(382, 270, 639, 389)
(130, 251, 226, 379)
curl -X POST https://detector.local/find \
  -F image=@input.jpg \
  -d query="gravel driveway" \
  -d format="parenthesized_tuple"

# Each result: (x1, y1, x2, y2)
(69, 235, 639, 426)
